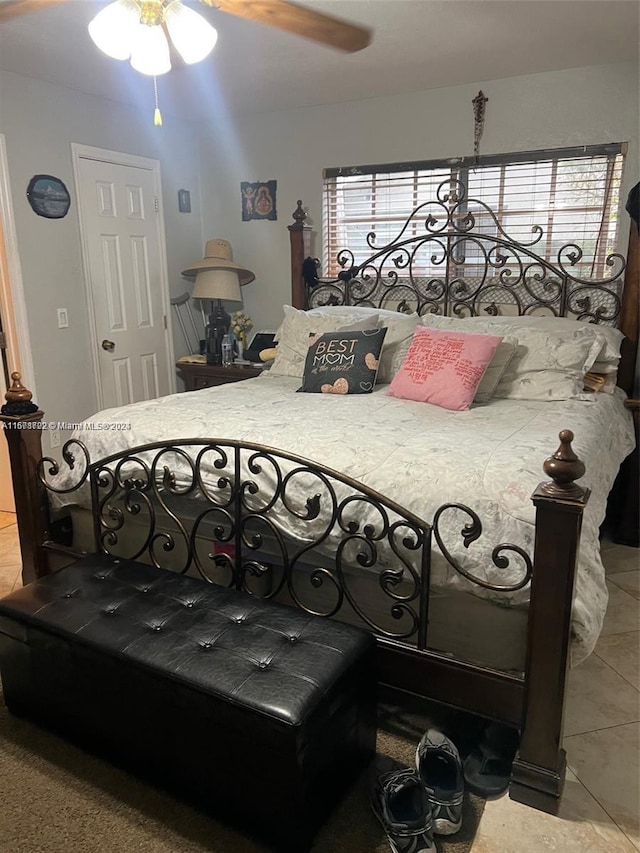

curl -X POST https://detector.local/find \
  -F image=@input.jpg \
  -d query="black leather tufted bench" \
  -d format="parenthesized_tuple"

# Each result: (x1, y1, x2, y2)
(0, 554, 377, 851)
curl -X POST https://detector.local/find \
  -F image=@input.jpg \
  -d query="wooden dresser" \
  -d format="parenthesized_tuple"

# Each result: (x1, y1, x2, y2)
(176, 361, 262, 391)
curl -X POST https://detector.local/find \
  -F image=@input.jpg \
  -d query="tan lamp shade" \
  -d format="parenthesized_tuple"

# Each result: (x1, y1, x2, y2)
(191, 269, 242, 302)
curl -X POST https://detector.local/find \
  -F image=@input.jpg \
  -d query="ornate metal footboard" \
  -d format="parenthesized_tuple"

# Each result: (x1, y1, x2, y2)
(37, 438, 534, 653)
(29, 430, 589, 814)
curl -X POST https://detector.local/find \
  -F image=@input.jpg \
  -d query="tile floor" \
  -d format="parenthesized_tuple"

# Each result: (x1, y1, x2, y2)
(0, 512, 638, 851)
(471, 537, 640, 853)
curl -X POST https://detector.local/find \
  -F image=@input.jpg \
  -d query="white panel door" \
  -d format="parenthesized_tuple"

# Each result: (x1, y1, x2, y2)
(75, 154, 172, 409)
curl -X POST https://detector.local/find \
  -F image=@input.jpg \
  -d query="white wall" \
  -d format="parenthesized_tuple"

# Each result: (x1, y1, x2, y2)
(0, 68, 206, 435)
(197, 61, 639, 331)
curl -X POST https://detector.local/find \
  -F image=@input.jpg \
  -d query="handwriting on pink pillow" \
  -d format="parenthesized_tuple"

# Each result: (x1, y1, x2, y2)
(387, 326, 502, 410)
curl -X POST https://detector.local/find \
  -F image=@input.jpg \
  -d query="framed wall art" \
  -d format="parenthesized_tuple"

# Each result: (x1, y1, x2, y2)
(26, 174, 71, 219)
(241, 180, 277, 221)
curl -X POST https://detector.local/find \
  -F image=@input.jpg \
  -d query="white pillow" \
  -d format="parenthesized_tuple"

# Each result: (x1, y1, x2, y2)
(421, 314, 601, 401)
(307, 304, 416, 319)
(375, 313, 420, 383)
(473, 339, 519, 403)
(270, 306, 380, 378)
(592, 361, 619, 376)
(306, 304, 382, 319)
(423, 313, 623, 372)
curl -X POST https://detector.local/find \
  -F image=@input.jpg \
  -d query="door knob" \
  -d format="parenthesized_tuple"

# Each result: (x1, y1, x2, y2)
(101, 339, 115, 352)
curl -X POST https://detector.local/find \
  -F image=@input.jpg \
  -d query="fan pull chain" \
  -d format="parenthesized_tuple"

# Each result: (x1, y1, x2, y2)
(153, 76, 163, 127)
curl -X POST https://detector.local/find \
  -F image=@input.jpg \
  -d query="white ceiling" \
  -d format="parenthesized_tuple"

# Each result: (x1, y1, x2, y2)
(0, 0, 638, 124)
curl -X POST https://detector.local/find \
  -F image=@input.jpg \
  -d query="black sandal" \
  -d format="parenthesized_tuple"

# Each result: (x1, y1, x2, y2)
(462, 723, 519, 799)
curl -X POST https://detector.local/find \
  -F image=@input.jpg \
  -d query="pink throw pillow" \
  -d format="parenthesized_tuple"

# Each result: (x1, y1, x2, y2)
(387, 327, 503, 410)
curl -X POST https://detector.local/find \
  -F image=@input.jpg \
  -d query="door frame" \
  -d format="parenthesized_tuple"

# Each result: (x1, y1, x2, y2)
(71, 143, 175, 410)
(0, 133, 35, 396)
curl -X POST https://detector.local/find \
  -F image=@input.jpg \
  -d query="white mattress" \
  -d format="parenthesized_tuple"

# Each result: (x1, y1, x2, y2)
(59, 374, 635, 663)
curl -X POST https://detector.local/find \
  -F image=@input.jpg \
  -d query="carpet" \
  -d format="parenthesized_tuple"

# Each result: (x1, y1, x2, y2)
(0, 690, 485, 853)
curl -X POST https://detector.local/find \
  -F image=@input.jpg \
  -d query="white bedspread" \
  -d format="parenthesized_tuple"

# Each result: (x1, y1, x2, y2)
(62, 373, 635, 663)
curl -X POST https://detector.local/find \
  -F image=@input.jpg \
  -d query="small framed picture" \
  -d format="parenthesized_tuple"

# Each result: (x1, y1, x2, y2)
(241, 181, 277, 221)
(26, 174, 71, 219)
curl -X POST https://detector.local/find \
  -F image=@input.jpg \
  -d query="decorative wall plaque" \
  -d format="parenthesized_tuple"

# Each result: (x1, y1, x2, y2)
(26, 174, 71, 219)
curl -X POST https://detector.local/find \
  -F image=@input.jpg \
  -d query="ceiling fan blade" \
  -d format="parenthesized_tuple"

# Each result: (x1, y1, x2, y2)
(0, 0, 72, 21)
(205, 0, 372, 53)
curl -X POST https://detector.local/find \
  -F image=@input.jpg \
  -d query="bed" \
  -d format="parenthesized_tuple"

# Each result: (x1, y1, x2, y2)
(2, 177, 638, 816)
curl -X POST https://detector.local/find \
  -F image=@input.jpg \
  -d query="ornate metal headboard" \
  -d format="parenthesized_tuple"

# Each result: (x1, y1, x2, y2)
(303, 178, 627, 326)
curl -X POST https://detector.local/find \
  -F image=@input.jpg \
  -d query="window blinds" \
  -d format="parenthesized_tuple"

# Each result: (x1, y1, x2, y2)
(322, 145, 624, 281)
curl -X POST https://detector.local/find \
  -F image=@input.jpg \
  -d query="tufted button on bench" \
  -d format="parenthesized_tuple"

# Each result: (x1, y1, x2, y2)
(0, 554, 377, 851)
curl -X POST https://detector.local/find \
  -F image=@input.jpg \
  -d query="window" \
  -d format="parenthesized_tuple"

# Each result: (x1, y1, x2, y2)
(322, 145, 625, 283)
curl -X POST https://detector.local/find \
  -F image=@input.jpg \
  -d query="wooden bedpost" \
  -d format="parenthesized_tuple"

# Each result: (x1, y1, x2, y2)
(288, 200, 312, 309)
(510, 429, 590, 814)
(0, 372, 50, 584)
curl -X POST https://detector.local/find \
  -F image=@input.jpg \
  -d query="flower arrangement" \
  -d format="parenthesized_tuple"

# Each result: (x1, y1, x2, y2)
(231, 310, 253, 348)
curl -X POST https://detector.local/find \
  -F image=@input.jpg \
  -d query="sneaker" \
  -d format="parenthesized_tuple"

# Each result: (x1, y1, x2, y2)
(371, 758, 436, 853)
(415, 729, 464, 835)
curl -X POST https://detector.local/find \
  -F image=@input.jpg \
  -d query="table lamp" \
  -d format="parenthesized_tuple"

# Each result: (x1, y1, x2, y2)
(182, 239, 254, 364)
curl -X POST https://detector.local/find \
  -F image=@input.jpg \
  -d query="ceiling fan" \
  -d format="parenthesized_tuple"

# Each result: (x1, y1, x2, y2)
(0, 0, 373, 54)
(0, 0, 372, 124)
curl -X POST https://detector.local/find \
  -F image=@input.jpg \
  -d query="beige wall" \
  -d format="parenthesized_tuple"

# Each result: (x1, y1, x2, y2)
(197, 61, 639, 331)
(0, 68, 206, 441)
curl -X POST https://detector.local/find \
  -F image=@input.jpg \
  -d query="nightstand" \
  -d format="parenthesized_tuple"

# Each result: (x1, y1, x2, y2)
(176, 361, 262, 391)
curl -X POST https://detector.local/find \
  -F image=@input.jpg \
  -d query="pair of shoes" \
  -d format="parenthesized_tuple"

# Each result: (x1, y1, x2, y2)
(371, 757, 436, 853)
(372, 728, 465, 851)
(463, 722, 519, 799)
(415, 729, 464, 835)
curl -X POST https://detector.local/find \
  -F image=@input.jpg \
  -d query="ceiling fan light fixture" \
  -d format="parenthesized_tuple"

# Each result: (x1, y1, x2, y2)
(165, 1, 218, 65)
(88, 0, 140, 61)
(130, 21, 172, 76)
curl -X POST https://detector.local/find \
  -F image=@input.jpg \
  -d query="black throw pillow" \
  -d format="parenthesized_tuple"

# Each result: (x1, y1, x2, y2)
(298, 328, 387, 394)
